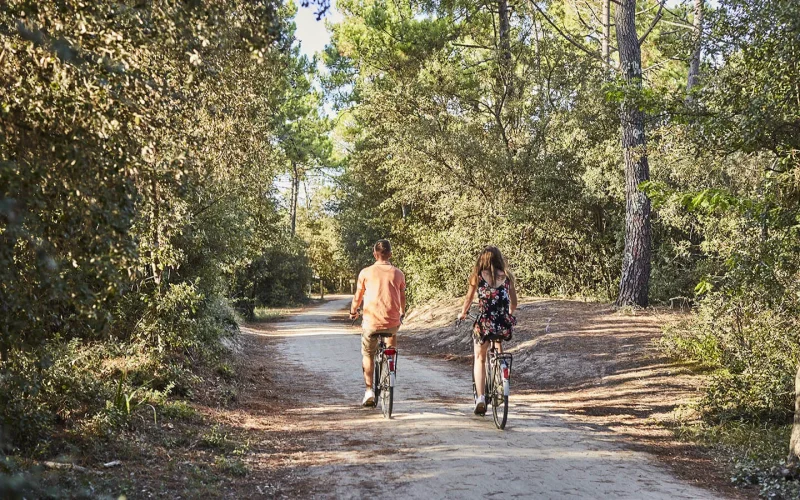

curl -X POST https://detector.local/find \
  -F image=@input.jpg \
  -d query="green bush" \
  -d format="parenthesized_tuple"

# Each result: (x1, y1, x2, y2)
(232, 238, 313, 319)
(0, 341, 111, 453)
(663, 288, 800, 423)
(676, 421, 800, 499)
(161, 401, 199, 421)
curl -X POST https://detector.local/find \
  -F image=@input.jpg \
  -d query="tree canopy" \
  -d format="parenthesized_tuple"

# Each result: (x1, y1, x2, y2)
(2, 0, 800, 494)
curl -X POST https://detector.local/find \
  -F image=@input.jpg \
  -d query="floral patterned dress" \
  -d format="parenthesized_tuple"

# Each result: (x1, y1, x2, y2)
(473, 276, 516, 344)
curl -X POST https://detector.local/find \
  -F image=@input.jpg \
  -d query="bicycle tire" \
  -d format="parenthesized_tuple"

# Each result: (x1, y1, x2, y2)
(472, 368, 478, 403)
(491, 361, 508, 429)
(380, 356, 393, 418)
(372, 353, 381, 407)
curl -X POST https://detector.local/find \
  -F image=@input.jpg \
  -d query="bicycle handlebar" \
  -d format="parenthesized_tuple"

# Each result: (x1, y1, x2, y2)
(350, 307, 363, 327)
(454, 313, 478, 329)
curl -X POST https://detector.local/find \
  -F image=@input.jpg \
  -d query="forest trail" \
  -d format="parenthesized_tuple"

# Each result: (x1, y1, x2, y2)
(241, 297, 721, 499)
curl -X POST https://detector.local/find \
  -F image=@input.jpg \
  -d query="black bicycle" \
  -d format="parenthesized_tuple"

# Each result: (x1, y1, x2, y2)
(351, 309, 397, 418)
(457, 315, 513, 430)
(372, 333, 397, 418)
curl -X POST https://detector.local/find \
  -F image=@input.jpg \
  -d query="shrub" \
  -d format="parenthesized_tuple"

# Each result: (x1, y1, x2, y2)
(663, 288, 800, 423)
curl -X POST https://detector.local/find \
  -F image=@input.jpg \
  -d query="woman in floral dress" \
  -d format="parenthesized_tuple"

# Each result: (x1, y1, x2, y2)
(457, 246, 518, 415)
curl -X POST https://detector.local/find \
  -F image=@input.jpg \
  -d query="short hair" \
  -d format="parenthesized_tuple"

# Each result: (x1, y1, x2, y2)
(373, 239, 392, 258)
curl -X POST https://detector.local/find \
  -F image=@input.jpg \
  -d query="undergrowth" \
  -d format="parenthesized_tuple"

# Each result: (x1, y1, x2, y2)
(662, 292, 800, 499)
(673, 421, 800, 499)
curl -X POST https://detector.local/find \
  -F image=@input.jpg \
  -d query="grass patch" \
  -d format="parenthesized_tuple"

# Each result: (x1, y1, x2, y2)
(160, 400, 199, 421)
(252, 307, 293, 323)
(199, 425, 233, 452)
(214, 456, 249, 477)
(215, 362, 235, 381)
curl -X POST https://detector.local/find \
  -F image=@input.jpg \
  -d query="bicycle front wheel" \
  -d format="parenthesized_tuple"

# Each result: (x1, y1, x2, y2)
(372, 354, 381, 407)
(379, 356, 393, 418)
(491, 361, 508, 429)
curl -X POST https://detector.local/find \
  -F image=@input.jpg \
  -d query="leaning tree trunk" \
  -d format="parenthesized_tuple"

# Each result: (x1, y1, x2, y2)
(789, 363, 800, 464)
(614, 0, 652, 307)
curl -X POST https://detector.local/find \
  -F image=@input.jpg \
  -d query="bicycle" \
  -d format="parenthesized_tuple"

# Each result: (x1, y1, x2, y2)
(372, 333, 397, 418)
(351, 309, 398, 418)
(456, 314, 513, 430)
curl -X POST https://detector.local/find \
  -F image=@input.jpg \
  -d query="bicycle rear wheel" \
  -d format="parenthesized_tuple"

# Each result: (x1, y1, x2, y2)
(471, 365, 478, 402)
(490, 361, 508, 429)
(379, 356, 393, 418)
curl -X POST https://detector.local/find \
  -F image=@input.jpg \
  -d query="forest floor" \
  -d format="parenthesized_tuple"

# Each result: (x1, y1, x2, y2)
(29, 296, 751, 498)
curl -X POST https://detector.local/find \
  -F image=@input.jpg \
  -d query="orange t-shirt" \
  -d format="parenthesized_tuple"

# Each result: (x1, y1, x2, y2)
(356, 263, 406, 331)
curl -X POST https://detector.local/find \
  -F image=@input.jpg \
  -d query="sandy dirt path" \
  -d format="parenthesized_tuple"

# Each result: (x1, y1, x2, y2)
(243, 296, 721, 499)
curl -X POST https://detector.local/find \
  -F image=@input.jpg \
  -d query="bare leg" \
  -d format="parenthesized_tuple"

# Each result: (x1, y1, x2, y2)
(474, 341, 489, 398)
(362, 353, 374, 388)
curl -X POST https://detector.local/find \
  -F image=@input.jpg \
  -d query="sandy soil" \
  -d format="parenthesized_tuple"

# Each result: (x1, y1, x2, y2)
(240, 296, 725, 499)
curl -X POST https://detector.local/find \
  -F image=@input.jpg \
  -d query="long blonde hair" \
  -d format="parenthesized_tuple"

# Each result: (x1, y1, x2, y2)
(469, 246, 514, 287)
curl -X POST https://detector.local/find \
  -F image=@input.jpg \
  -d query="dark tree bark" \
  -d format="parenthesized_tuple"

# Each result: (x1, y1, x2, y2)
(789, 363, 800, 464)
(151, 177, 162, 285)
(498, 0, 513, 97)
(615, 0, 651, 307)
(290, 161, 299, 236)
(601, 0, 610, 65)
(686, 0, 704, 96)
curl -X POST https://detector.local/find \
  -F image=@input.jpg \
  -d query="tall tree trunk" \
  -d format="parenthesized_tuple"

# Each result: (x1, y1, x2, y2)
(290, 162, 299, 236)
(789, 363, 800, 464)
(615, 0, 652, 307)
(151, 177, 162, 285)
(686, 0, 704, 96)
(498, 0, 513, 97)
(602, 0, 610, 66)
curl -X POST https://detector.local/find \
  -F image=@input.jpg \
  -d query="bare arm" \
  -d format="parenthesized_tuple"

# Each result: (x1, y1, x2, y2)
(458, 282, 478, 320)
(350, 280, 365, 318)
(508, 280, 518, 315)
(400, 288, 406, 316)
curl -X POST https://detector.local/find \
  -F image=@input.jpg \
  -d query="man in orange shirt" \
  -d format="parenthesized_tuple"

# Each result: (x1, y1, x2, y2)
(349, 239, 406, 406)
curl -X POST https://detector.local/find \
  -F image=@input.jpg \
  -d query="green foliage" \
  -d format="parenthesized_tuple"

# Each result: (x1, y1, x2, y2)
(232, 236, 313, 319)
(0, 340, 110, 452)
(214, 456, 249, 477)
(200, 425, 232, 452)
(675, 421, 800, 499)
(326, 0, 628, 303)
(325, 1, 800, 485)
(252, 307, 292, 323)
(0, 0, 321, 456)
(0, 457, 54, 500)
(651, 0, 800, 428)
(160, 400, 199, 421)
(663, 286, 800, 424)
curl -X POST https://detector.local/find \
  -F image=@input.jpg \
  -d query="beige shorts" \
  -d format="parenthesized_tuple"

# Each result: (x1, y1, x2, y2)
(361, 326, 399, 357)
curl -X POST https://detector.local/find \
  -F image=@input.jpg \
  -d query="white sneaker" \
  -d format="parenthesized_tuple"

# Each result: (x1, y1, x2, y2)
(474, 395, 486, 415)
(362, 389, 375, 407)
